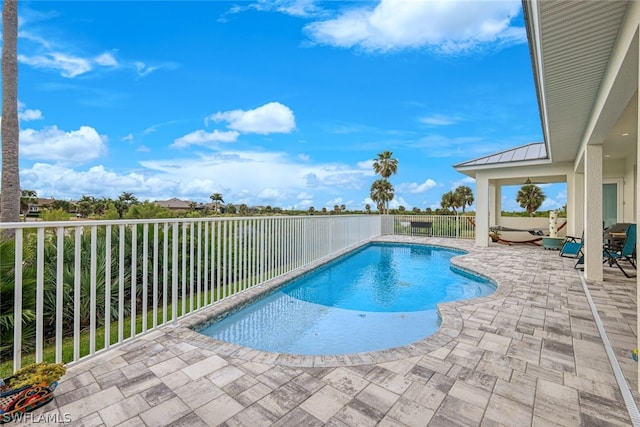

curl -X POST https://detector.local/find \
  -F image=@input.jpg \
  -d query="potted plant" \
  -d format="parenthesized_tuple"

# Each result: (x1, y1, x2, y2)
(489, 230, 501, 242)
(0, 362, 66, 423)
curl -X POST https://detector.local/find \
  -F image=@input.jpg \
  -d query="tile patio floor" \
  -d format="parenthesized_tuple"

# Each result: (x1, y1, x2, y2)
(24, 235, 639, 426)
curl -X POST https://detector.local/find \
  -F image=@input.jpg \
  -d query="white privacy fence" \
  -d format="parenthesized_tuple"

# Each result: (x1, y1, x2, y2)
(0, 214, 472, 372)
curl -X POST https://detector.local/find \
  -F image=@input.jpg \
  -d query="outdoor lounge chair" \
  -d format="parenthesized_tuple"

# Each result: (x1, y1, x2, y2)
(560, 232, 584, 268)
(603, 223, 636, 278)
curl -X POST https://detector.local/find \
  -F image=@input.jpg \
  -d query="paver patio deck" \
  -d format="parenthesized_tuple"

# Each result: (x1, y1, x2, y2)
(22, 235, 639, 426)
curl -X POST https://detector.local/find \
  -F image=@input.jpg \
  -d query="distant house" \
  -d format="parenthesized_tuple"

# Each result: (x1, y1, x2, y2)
(203, 202, 226, 214)
(26, 197, 55, 214)
(154, 198, 193, 211)
(36, 198, 54, 211)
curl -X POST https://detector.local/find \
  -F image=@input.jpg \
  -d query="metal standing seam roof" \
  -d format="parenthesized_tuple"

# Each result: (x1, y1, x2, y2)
(454, 142, 548, 169)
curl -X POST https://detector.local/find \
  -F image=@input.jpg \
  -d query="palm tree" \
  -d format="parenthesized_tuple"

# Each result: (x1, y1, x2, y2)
(0, 0, 19, 225)
(340, 204, 346, 213)
(370, 179, 394, 214)
(115, 192, 138, 219)
(440, 191, 458, 215)
(372, 151, 398, 180)
(365, 204, 371, 214)
(76, 195, 94, 218)
(454, 185, 474, 214)
(210, 193, 224, 213)
(516, 184, 546, 216)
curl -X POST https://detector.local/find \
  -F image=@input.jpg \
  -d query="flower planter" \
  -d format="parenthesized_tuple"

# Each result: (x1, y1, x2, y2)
(0, 381, 59, 424)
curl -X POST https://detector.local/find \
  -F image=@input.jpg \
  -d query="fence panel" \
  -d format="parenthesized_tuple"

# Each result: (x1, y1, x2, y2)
(0, 215, 381, 371)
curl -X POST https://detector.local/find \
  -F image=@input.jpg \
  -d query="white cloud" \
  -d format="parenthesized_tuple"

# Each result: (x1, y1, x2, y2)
(172, 129, 240, 148)
(20, 125, 107, 162)
(18, 52, 92, 77)
(122, 133, 134, 142)
(397, 179, 438, 194)
(18, 28, 169, 78)
(451, 176, 475, 189)
(326, 197, 344, 207)
(356, 159, 374, 170)
(419, 114, 459, 126)
(389, 196, 409, 209)
(209, 102, 296, 134)
(94, 52, 118, 67)
(225, 0, 323, 19)
(21, 163, 172, 200)
(134, 61, 159, 77)
(19, 30, 54, 49)
(304, 0, 525, 54)
(18, 108, 43, 121)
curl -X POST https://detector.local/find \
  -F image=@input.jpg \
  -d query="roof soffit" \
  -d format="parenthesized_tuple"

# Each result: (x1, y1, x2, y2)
(533, 1, 629, 162)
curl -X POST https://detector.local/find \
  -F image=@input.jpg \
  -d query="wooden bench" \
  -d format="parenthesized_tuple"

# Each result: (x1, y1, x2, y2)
(410, 221, 432, 236)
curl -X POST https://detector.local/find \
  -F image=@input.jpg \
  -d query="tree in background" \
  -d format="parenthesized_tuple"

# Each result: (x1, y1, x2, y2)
(372, 151, 398, 179)
(516, 184, 546, 216)
(454, 185, 474, 214)
(115, 192, 139, 218)
(370, 179, 394, 213)
(371, 151, 398, 214)
(440, 191, 459, 215)
(0, 0, 19, 225)
(51, 199, 72, 213)
(210, 193, 224, 213)
(365, 204, 371, 214)
(76, 195, 95, 218)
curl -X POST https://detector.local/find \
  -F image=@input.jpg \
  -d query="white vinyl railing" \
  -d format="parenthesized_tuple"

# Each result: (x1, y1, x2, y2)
(0, 215, 382, 371)
(390, 214, 475, 239)
(0, 214, 472, 372)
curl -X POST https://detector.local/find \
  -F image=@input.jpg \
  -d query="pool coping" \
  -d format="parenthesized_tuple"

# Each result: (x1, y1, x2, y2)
(170, 236, 513, 368)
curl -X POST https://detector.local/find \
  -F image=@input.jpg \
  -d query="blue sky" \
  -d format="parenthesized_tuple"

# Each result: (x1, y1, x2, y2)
(7, 0, 566, 212)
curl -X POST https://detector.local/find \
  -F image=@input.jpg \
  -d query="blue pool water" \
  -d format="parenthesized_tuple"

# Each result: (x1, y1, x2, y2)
(197, 243, 495, 355)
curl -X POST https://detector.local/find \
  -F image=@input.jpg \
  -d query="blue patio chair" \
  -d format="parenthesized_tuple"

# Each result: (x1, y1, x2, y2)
(603, 223, 636, 278)
(560, 233, 584, 268)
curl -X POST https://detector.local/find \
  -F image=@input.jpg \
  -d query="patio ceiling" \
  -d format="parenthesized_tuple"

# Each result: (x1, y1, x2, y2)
(524, 0, 630, 163)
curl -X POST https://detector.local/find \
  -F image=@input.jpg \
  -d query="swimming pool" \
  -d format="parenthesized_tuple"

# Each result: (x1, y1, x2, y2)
(197, 243, 495, 355)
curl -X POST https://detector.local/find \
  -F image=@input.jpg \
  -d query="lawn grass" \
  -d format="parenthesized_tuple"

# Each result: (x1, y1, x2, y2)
(0, 284, 236, 379)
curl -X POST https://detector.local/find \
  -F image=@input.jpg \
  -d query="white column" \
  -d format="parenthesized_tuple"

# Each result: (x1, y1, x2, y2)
(475, 173, 489, 247)
(636, 50, 640, 391)
(584, 145, 603, 281)
(490, 184, 502, 227)
(567, 171, 584, 237)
